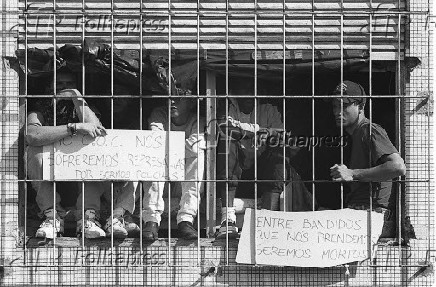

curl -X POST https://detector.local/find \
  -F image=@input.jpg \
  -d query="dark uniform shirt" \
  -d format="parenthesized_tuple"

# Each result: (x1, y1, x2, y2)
(347, 117, 399, 209)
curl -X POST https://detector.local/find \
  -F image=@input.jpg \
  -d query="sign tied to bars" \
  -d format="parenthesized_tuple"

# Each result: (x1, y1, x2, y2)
(42, 130, 185, 181)
(236, 209, 384, 267)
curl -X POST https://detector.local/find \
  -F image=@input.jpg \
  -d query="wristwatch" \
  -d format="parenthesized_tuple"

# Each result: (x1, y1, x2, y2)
(67, 123, 77, 136)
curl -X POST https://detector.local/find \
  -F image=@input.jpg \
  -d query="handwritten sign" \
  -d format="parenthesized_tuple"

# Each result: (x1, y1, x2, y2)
(42, 129, 185, 181)
(236, 208, 384, 267)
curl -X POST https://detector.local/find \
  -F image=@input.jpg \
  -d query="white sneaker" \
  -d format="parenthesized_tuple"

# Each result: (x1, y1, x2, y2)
(35, 209, 64, 239)
(104, 216, 128, 239)
(77, 210, 105, 239)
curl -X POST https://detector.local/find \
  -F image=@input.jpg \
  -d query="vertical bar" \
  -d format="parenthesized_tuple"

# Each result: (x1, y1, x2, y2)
(24, 3, 28, 98)
(82, 0, 86, 97)
(253, 11, 258, 267)
(23, 0, 28, 264)
(368, 12, 374, 263)
(196, 3, 201, 265)
(81, 179, 85, 264)
(396, 13, 402, 265)
(139, 0, 144, 262)
(110, 0, 115, 266)
(311, 11, 315, 212)
(81, 0, 86, 264)
(224, 4, 230, 265)
(167, 8, 172, 266)
(52, 1, 57, 264)
(23, 102, 28, 264)
(340, 13, 344, 210)
(427, 8, 432, 263)
(282, 5, 287, 212)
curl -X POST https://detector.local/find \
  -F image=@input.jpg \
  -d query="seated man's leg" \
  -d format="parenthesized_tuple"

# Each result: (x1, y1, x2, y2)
(284, 165, 315, 211)
(216, 138, 242, 238)
(103, 181, 140, 238)
(76, 182, 106, 239)
(258, 147, 288, 211)
(27, 146, 65, 239)
(176, 148, 205, 239)
(141, 181, 165, 242)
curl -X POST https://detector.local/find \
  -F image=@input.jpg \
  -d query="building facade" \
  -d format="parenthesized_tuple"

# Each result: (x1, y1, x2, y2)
(0, 0, 434, 286)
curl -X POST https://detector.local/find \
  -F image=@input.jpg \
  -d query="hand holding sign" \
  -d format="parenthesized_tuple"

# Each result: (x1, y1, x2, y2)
(76, 122, 107, 138)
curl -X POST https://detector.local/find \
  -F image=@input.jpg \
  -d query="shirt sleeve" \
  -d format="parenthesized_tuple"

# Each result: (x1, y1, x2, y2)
(367, 124, 399, 165)
(224, 102, 258, 134)
(227, 116, 260, 134)
(88, 105, 101, 120)
(266, 104, 283, 129)
(27, 111, 44, 127)
(148, 107, 168, 131)
(186, 116, 207, 152)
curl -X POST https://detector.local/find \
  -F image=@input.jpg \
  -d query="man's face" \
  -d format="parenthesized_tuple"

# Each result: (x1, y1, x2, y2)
(236, 98, 255, 114)
(230, 82, 255, 114)
(48, 72, 77, 94)
(170, 97, 193, 118)
(332, 99, 360, 128)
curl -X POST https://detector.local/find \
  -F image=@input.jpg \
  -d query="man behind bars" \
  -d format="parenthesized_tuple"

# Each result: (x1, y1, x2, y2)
(329, 80, 406, 236)
(26, 68, 109, 239)
(215, 78, 288, 239)
(99, 84, 141, 239)
(135, 93, 206, 241)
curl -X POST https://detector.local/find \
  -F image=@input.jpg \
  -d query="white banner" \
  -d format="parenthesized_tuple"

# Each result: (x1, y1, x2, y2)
(42, 129, 185, 181)
(236, 208, 384, 267)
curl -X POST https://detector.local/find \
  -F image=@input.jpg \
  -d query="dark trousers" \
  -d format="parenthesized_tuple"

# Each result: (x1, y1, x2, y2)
(216, 138, 289, 206)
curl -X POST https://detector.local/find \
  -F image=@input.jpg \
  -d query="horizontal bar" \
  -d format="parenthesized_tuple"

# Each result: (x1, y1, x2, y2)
(16, 10, 423, 16)
(8, 179, 431, 183)
(15, 94, 424, 99)
(6, 263, 432, 268)
(18, 44, 405, 51)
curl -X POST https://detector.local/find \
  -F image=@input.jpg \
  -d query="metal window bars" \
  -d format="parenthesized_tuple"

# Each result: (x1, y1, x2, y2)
(0, 0, 432, 285)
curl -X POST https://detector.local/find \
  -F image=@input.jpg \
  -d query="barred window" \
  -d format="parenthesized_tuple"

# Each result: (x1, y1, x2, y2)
(0, 0, 433, 286)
